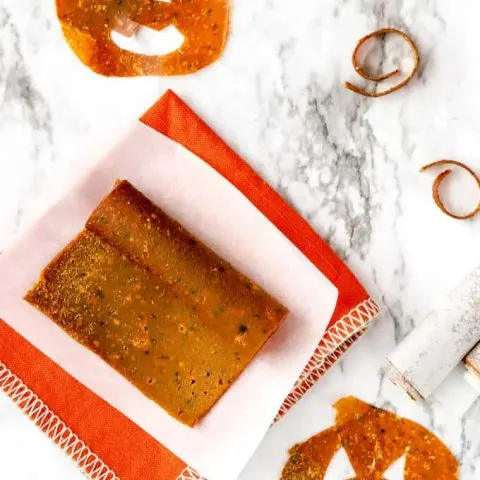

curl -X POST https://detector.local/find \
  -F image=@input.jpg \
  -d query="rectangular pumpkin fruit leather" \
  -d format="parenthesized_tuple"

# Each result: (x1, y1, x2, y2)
(87, 180, 286, 345)
(25, 180, 288, 427)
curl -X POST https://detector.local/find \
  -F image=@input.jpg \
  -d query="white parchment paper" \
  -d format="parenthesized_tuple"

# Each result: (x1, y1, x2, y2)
(0, 122, 338, 480)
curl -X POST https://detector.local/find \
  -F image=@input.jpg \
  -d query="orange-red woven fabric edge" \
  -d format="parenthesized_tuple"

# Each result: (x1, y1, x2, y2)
(140, 90, 370, 327)
(0, 89, 377, 480)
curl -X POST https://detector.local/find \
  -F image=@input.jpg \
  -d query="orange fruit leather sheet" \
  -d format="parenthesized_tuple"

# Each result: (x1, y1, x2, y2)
(0, 90, 376, 480)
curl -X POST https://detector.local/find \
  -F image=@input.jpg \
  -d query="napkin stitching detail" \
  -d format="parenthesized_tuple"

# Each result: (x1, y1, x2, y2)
(177, 466, 206, 480)
(275, 297, 380, 420)
(0, 360, 119, 480)
(298, 297, 381, 380)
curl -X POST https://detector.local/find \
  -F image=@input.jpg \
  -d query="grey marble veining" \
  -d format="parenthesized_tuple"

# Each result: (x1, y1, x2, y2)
(0, 5, 54, 244)
(1, 0, 480, 478)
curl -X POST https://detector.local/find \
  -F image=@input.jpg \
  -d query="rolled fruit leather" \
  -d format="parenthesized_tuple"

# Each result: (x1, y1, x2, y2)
(388, 265, 480, 400)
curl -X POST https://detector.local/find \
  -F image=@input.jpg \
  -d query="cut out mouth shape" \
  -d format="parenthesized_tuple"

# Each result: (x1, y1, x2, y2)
(111, 25, 184, 57)
(56, 0, 230, 77)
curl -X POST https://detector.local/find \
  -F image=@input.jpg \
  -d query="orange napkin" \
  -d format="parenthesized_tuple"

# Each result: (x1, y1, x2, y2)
(0, 90, 379, 480)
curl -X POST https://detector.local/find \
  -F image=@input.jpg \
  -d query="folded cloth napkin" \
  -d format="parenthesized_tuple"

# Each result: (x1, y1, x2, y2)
(0, 90, 379, 480)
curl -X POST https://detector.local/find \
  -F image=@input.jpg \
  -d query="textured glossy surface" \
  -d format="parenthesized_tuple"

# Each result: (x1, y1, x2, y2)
(56, 0, 229, 76)
(1, 0, 480, 478)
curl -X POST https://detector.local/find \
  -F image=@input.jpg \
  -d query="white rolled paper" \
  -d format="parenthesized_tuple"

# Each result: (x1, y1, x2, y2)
(464, 342, 480, 379)
(388, 266, 480, 400)
(464, 370, 480, 395)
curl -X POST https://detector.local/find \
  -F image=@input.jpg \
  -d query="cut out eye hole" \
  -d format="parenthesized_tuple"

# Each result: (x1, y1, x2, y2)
(111, 25, 184, 56)
(324, 447, 356, 480)
(383, 454, 406, 480)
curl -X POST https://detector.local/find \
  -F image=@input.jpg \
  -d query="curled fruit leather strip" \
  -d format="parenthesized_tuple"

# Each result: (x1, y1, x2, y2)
(421, 160, 480, 220)
(345, 28, 420, 98)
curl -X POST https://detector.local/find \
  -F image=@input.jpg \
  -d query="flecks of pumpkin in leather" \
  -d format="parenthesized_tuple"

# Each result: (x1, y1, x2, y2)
(281, 396, 458, 480)
(56, 0, 230, 76)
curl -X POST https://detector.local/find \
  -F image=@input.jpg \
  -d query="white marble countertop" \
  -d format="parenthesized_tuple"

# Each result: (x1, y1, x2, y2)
(1, 0, 480, 478)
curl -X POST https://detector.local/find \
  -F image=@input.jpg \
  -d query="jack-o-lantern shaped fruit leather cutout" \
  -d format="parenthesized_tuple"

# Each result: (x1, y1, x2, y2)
(281, 397, 458, 480)
(56, 0, 230, 76)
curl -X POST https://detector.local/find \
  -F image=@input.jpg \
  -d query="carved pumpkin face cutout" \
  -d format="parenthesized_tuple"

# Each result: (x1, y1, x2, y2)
(281, 397, 458, 479)
(56, 0, 230, 76)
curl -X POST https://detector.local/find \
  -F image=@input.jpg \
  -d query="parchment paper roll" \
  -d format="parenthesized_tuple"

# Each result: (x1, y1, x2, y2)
(464, 343, 480, 380)
(388, 266, 480, 400)
(464, 344, 480, 398)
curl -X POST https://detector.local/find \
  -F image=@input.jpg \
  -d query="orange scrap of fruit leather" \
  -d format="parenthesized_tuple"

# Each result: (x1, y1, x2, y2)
(281, 396, 458, 479)
(56, 0, 230, 76)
